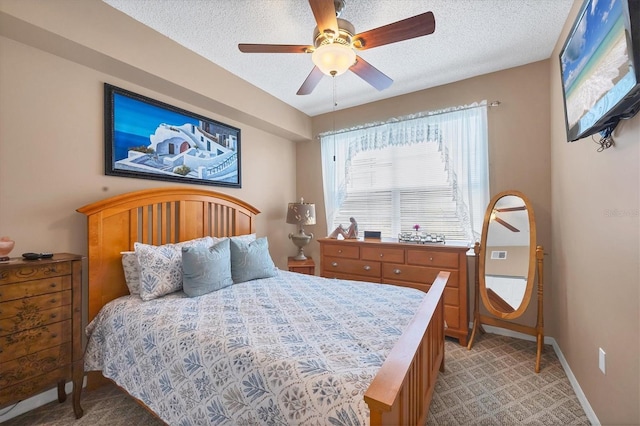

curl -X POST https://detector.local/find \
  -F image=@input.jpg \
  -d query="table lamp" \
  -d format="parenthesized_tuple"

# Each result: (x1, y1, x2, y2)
(286, 198, 316, 260)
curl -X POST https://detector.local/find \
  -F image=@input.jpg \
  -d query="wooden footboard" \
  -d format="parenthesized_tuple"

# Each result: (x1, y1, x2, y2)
(365, 271, 448, 426)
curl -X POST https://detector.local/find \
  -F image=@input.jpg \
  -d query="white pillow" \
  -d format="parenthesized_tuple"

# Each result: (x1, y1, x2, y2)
(135, 236, 215, 301)
(121, 251, 140, 295)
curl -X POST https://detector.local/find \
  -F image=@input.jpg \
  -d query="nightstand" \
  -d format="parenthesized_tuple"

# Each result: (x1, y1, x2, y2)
(288, 256, 315, 275)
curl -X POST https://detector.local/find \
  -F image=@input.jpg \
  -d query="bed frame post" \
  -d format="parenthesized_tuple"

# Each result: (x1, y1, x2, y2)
(364, 271, 448, 425)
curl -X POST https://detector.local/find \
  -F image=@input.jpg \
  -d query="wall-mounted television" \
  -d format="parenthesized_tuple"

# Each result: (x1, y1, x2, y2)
(559, 0, 640, 142)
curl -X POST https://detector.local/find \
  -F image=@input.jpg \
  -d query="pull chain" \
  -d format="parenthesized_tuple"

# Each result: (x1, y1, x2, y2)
(333, 75, 337, 162)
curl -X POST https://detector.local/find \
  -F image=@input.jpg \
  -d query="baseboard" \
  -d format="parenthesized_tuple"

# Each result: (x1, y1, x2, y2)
(0, 378, 85, 423)
(549, 338, 601, 426)
(473, 323, 600, 425)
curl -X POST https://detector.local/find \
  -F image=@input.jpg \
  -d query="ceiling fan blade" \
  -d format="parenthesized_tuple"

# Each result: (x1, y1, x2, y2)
(496, 206, 526, 212)
(495, 217, 520, 232)
(238, 44, 313, 54)
(353, 11, 435, 50)
(297, 66, 324, 95)
(350, 56, 393, 91)
(309, 0, 338, 36)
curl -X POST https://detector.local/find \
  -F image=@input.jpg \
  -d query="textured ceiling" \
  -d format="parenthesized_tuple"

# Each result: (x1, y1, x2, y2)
(102, 0, 574, 117)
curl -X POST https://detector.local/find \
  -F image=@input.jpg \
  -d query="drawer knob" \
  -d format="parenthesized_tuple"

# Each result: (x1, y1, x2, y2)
(50, 313, 58, 319)
(50, 299, 57, 304)
(430, 257, 434, 261)
(379, 253, 383, 258)
(50, 283, 57, 288)
(51, 333, 58, 338)
(394, 269, 402, 274)
(363, 265, 371, 271)
(331, 262, 338, 267)
(338, 250, 342, 254)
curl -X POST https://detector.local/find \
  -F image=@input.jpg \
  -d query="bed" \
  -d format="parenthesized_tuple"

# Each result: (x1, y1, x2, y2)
(77, 187, 447, 425)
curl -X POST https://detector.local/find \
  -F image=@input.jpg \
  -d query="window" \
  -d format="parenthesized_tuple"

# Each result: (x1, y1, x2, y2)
(321, 102, 490, 242)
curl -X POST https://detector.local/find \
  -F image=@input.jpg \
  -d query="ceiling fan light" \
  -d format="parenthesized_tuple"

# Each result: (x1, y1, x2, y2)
(312, 43, 356, 76)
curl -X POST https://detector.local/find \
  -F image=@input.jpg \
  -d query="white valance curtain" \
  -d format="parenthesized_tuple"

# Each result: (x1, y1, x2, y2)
(320, 101, 490, 241)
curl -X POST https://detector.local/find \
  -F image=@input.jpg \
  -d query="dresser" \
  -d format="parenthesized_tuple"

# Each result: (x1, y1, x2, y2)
(319, 238, 470, 345)
(0, 253, 84, 418)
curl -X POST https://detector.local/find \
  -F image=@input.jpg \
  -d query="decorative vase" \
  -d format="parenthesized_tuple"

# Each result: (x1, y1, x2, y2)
(0, 236, 15, 260)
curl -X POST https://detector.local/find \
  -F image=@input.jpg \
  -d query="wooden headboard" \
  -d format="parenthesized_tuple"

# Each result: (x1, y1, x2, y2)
(77, 187, 259, 322)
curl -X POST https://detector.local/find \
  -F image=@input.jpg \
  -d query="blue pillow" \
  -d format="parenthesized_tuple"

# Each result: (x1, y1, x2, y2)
(230, 236, 278, 283)
(182, 239, 233, 297)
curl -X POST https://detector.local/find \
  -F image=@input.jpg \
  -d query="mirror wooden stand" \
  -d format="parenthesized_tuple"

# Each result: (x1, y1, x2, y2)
(467, 190, 545, 373)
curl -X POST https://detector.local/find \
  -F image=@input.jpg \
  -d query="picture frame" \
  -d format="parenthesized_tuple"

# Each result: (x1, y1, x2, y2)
(104, 83, 241, 188)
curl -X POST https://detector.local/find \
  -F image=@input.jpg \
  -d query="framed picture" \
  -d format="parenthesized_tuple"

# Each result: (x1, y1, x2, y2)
(104, 83, 241, 188)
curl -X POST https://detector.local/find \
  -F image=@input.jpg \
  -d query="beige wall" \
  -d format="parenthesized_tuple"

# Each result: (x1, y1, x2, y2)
(0, 0, 309, 271)
(298, 60, 553, 334)
(548, 1, 640, 424)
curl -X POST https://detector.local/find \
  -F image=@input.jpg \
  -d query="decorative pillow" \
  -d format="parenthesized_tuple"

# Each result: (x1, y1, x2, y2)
(135, 236, 214, 301)
(182, 239, 233, 297)
(121, 251, 140, 295)
(211, 233, 257, 245)
(230, 236, 278, 283)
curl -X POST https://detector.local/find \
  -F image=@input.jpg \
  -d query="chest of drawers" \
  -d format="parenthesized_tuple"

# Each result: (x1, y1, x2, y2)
(0, 253, 84, 418)
(319, 238, 470, 345)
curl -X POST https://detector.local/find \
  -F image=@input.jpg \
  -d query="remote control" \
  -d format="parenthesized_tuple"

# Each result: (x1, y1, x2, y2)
(22, 252, 54, 260)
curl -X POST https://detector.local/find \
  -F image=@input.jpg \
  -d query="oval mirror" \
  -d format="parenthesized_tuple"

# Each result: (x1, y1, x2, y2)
(479, 190, 536, 319)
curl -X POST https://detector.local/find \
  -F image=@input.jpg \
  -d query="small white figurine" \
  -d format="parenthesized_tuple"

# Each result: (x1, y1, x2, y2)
(328, 217, 358, 239)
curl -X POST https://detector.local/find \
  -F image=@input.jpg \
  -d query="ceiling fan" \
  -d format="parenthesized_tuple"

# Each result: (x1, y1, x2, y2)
(238, 0, 436, 95)
(491, 206, 526, 232)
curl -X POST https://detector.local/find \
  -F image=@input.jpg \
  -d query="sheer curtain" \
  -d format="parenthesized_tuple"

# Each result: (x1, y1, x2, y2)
(321, 102, 490, 241)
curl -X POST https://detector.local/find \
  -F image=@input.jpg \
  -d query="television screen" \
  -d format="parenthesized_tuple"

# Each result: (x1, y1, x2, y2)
(560, 0, 640, 142)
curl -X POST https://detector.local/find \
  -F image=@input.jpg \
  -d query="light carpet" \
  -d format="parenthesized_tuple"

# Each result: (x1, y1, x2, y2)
(2, 333, 589, 425)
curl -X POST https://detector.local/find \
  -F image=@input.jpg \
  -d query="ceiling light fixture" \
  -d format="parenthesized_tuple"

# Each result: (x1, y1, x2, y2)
(312, 43, 356, 76)
(311, 16, 357, 77)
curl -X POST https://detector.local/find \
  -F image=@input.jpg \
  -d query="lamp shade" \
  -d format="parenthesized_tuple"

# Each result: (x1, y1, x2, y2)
(286, 199, 316, 226)
(312, 43, 356, 76)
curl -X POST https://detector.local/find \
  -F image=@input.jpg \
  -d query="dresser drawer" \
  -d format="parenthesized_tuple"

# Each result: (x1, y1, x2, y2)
(0, 276, 71, 302)
(382, 279, 430, 294)
(444, 305, 460, 329)
(323, 256, 381, 280)
(361, 246, 405, 264)
(0, 365, 70, 407)
(383, 280, 459, 306)
(382, 263, 459, 287)
(407, 249, 459, 269)
(0, 342, 72, 388)
(323, 272, 382, 283)
(322, 244, 360, 259)
(0, 290, 71, 321)
(0, 304, 72, 337)
(0, 262, 71, 286)
(0, 319, 71, 362)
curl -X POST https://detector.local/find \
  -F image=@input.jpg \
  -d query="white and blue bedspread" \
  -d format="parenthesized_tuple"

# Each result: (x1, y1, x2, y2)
(85, 270, 427, 425)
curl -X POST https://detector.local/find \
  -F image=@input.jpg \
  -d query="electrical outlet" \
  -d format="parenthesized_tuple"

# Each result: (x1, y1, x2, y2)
(599, 348, 606, 374)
